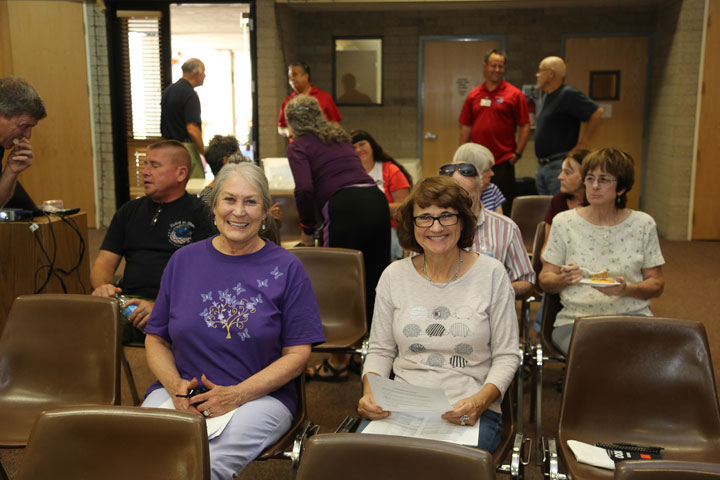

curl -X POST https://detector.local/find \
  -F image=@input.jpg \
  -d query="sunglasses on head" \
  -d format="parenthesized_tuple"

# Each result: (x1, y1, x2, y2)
(438, 163, 478, 177)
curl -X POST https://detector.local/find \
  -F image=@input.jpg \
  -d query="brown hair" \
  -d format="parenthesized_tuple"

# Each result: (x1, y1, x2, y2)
(147, 139, 192, 173)
(581, 148, 634, 209)
(396, 176, 477, 254)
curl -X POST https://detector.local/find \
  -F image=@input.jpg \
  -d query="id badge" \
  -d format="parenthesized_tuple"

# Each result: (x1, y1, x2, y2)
(480, 98, 491, 107)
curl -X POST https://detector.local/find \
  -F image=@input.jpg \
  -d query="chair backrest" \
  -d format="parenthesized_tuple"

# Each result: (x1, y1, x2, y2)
(15, 406, 210, 480)
(257, 375, 307, 460)
(510, 195, 552, 255)
(290, 247, 367, 349)
(296, 433, 496, 480)
(615, 460, 720, 480)
(539, 293, 564, 359)
(531, 221, 546, 279)
(559, 316, 720, 453)
(0, 294, 121, 446)
(272, 191, 302, 246)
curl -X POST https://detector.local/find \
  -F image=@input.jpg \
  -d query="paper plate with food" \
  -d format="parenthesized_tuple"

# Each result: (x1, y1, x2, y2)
(579, 269, 621, 287)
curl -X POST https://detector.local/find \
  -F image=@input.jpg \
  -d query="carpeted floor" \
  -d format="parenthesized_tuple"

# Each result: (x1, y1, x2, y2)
(1, 234, 718, 479)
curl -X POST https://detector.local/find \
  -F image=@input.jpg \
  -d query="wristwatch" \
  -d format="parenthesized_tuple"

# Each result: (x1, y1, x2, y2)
(514, 152, 523, 159)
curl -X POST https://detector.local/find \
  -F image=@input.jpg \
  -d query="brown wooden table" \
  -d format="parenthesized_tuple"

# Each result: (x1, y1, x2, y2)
(0, 212, 90, 328)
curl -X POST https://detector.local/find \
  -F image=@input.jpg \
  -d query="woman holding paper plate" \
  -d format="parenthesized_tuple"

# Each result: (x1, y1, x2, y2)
(539, 148, 665, 355)
(358, 176, 520, 452)
(141, 162, 325, 480)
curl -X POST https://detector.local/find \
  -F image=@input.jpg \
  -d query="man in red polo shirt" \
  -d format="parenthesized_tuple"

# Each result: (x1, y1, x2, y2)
(459, 49, 530, 215)
(278, 62, 341, 137)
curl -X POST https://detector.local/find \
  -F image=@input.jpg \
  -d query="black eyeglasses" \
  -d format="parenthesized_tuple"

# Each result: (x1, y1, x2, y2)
(413, 213, 460, 228)
(438, 163, 478, 177)
(151, 204, 163, 227)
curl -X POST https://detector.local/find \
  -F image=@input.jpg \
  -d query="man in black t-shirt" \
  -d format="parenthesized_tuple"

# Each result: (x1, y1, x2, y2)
(161, 58, 207, 179)
(534, 56, 604, 195)
(0, 77, 47, 207)
(91, 140, 213, 342)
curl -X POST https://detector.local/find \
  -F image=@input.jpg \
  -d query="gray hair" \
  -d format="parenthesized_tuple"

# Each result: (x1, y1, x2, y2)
(284, 95, 350, 144)
(210, 162, 272, 217)
(0, 77, 47, 120)
(182, 58, 204, 75)
(452, 143, 495, 172)
(227, 152, 252, 164)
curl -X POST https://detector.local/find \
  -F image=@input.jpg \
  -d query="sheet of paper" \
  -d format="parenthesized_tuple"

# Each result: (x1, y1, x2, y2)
(362, 412, 479, 446)
(367, 375, 453, 413)
(158, 397, 237, 440)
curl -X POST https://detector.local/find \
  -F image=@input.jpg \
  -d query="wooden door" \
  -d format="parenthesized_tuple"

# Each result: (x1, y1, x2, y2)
(565, 36, 648, 210)
(693, 0, 720, 239)
(1, 1, 96, 226)
(421, 39, 501, 179)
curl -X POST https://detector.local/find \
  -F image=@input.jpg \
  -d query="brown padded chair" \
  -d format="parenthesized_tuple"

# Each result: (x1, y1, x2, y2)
(14, 406, 209, 480)
(272, 191, 303, 247)
(614, 460, 720, 480)
(255, 375, 318, 469)
(289, 247, 367, 357)
(0, 294, 121, 478)
(296, 433, 496, 480)
(510, 195, 552, 256)
(551, 316, 720, 480)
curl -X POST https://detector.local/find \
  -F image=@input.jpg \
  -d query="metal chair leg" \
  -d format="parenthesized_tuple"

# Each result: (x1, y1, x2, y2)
(535, 343, 544, 466)
(121, 347, 141, 406)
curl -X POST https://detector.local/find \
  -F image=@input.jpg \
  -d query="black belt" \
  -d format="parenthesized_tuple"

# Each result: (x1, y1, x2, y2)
(537, 153, 567, 165)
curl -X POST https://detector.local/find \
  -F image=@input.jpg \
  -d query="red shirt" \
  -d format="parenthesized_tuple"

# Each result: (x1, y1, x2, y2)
(458, 80, 530, 164)
(278, 86, 342, 127)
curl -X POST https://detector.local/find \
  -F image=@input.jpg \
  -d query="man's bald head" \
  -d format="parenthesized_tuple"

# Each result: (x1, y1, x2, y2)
(541, 56, 567, 78)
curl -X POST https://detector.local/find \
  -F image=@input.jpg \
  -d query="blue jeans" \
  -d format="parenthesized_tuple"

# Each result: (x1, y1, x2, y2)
(477, 409, 503, 452)
(535, 160, 563, 195)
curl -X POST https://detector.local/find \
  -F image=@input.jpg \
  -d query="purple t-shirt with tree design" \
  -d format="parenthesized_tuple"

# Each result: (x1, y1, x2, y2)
(145, 238, 325, 414)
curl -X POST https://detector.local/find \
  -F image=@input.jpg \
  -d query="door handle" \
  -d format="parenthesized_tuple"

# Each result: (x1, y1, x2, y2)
(424, 132, 438, 140)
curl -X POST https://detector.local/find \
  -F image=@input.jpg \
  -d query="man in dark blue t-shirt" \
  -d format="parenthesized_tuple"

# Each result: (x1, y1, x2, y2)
(161, 58, 207, 179)
(91, 140, 213, 343)
(534, 56, 604, 195)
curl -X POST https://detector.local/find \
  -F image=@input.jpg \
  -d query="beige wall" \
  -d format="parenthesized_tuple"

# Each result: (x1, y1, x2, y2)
(645, 0, 705, 240)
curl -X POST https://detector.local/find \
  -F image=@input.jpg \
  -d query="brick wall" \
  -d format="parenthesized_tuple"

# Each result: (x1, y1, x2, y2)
(282, 4, 657, 161)
(645, 0, 705, 240)
(256, 0, 292, 159)
(84, 1, 115, 228)
(262, 1, 704, 239)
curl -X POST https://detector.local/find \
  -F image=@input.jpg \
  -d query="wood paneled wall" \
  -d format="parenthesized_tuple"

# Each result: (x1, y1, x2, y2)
(0, 1, 96, 227)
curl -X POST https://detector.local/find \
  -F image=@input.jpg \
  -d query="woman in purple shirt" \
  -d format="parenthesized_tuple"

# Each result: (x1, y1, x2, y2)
(142, 163, 325, 479)
(285, 95, 390, 381)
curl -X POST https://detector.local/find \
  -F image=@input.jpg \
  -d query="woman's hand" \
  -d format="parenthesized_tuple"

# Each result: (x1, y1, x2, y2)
(442, 396, 484, 426)
(593, 276, 627, 296)
(189, 374, 243, 418)
(171, 377, 202, 414)
(358, 374, 391, 420)
(357, 391, 391, 420)
(559, 263, 583, 285)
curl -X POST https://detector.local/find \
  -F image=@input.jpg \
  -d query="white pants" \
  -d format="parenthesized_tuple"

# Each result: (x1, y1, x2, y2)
(143, 388, 293, 480)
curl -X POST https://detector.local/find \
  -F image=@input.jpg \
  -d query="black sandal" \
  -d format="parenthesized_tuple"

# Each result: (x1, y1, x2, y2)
(306, 358, 349, 383)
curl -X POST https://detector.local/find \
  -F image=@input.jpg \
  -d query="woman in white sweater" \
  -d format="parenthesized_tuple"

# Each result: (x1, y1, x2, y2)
(358, 176, 520, 452)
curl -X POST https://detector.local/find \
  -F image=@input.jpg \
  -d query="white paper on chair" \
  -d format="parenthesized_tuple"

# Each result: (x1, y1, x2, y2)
(567, 440, 615, 470)
(367, 375, 453, 413)
(362, 412, 480, 446)
(158, 397, 237, 440)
